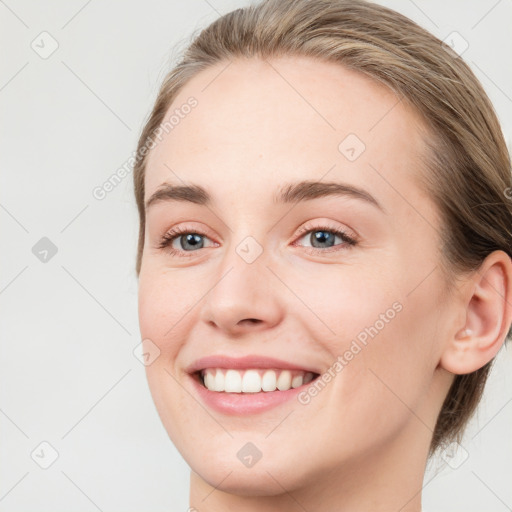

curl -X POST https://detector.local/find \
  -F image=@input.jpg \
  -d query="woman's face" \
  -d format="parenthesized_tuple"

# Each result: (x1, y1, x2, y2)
(138, 57, 457, 497)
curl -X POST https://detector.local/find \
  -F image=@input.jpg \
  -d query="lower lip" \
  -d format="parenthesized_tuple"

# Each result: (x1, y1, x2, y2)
(188, 372, 317, 415)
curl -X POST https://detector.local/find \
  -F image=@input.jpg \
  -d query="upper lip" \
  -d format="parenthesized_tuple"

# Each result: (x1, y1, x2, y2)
(186, 355, 321, 374)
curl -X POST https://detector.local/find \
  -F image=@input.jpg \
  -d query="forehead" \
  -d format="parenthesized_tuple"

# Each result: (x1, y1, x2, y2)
(144, 56, 431, 216)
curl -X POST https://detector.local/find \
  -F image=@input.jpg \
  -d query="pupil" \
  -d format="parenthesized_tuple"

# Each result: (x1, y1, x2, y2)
(182, 233, 203, 250)
(312, 231, 334, 248)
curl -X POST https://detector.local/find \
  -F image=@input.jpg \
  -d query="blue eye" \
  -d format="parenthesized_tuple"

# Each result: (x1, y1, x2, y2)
(293, 224, 357, 253)
(158, 227, 213, 257)
(158, 223, 357, 258)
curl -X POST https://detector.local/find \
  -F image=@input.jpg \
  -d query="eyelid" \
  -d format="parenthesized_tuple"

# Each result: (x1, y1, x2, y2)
(158, 220, 358, 256)
(157, 223, 218, 252)
(293, 220, 357, 241)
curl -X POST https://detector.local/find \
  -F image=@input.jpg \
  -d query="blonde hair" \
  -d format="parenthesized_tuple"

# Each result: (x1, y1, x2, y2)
(133, 0, 512, 457)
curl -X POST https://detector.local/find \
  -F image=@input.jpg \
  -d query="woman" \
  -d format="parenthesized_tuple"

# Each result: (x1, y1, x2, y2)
(133, 0, 512, 509)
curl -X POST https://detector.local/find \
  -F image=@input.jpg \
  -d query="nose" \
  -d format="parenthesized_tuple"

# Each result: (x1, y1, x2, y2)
(199, 244, 284, 336)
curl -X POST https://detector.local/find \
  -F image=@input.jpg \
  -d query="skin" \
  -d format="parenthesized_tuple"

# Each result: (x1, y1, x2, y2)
(137, 56, 512, 511)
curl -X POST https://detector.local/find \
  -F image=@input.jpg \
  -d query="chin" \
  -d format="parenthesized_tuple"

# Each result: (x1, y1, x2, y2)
(187, 441, 321, 499)
(193, 463, 302, 497)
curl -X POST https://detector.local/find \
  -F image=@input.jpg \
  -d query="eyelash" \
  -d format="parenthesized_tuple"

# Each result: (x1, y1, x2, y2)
(157, 223, 358, 258)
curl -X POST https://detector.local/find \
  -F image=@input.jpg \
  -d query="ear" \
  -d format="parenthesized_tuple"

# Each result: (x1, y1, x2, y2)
(439, 250, 512, 375)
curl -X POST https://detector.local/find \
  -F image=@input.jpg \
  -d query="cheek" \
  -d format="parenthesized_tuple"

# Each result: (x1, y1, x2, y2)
(138, 267, 201, 350)
(137, 270, 199, 442)
(334, 287, 442, 437)
(314, 317, 431, 459)
(287, 261, 400, 343)
(307, 267, 439, 433)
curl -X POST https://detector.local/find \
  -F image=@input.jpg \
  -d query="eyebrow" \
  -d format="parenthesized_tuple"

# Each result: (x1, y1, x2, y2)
(145, 180, 385, 213)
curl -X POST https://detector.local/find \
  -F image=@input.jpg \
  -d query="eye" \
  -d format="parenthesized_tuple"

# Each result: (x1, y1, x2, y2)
(157, 222, 358, 258)
(293, 223, 358, 253)
(157, 225, 216, 257)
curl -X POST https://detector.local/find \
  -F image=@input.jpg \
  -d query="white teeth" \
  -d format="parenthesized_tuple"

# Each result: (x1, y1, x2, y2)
(204, 371, 215, 390)
(291, 374, 304, 388)
(225, 369, 242, 392)
(200, 368, 316, 393)
(214, 369, 224, 391)
(276, 370, 291, 390)
(261, 370, 277, 391)
(242, 369, 260, 393)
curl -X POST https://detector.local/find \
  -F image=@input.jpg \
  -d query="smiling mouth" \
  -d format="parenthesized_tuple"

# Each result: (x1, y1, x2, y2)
(194, 368, 321, 393)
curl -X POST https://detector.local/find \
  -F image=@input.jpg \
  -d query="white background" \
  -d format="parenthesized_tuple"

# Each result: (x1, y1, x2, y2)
(1, 0, 511, 510)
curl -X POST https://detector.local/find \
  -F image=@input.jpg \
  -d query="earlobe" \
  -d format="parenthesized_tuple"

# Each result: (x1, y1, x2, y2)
(439, 250, 512, 375)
